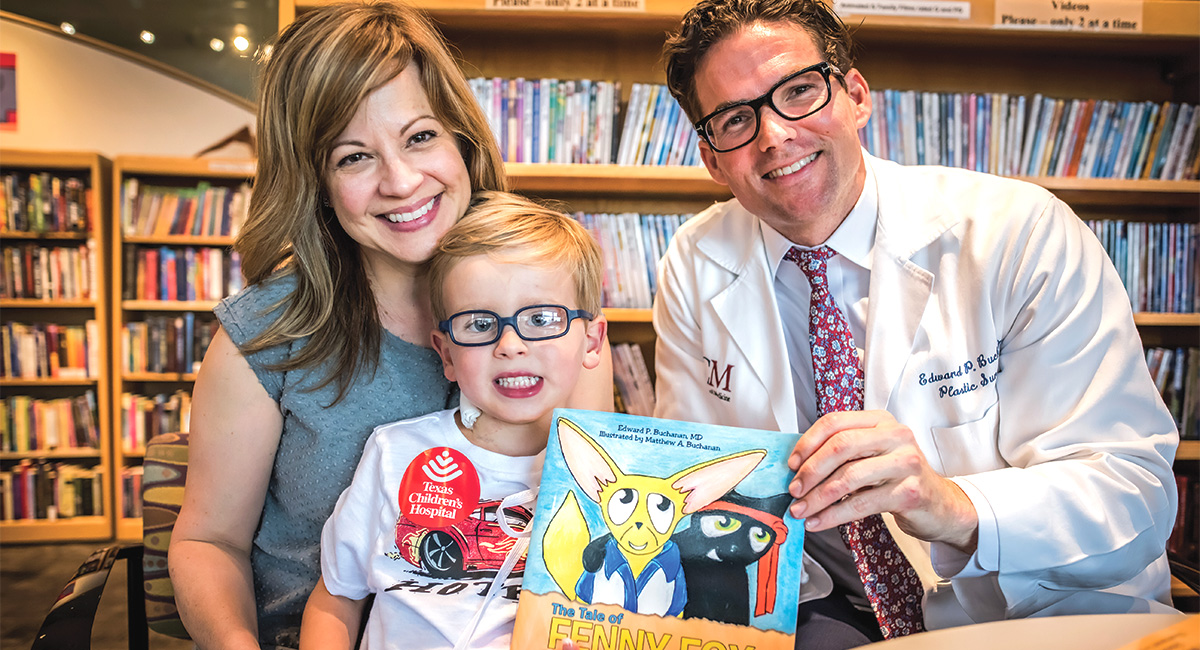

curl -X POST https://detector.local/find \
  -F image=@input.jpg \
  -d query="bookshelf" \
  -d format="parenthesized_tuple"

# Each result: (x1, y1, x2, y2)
(284, 0, 1199, 590)
(110, 155, 254, 541)
(0, 149, 112, 543)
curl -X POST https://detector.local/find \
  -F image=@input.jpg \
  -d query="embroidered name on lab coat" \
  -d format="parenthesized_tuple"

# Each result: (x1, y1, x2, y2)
(918, 341, 1002, 399)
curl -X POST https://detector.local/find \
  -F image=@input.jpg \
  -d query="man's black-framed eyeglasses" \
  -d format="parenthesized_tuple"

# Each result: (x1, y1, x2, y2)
(438, 304, 594, 347)
(695, 61, 844, 153)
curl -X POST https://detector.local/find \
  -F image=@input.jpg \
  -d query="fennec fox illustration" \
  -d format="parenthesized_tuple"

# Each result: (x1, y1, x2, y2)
(544, 416, 765, 617)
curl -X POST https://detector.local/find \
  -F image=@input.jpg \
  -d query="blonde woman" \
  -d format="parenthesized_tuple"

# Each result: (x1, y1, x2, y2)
(169, 3, 609, 648)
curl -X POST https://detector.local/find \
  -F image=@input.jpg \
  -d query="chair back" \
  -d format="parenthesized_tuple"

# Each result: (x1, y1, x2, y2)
(142, 431, 191, 639)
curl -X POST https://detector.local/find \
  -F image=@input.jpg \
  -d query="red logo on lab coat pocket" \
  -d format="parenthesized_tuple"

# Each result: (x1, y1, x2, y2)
(704, 356, 734, 392)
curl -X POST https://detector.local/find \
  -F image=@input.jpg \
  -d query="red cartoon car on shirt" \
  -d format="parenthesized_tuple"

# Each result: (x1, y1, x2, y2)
(394, 500, 531, 578)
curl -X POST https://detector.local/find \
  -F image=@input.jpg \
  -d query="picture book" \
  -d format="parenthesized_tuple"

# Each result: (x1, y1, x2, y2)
(513, 408, 805, 650)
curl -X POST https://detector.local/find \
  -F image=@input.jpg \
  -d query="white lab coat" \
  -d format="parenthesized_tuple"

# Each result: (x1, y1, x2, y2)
(652, 153, 1179, 628)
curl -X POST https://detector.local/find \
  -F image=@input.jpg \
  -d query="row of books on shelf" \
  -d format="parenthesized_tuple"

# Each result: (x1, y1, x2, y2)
(612, 342, 655, 417)
(467, 78, 703, 167)
(119, 390, 191, 454)
(122, 245, 244, 302)
(470, 77, 620, 165)
(119, 177, 252, 238)
(0, 171, 91, 234)
(122, 314, 218, 375)
(617, 83, 702, 167)
(572, 211, 693, 309)
(859, 91, 1200, 181)
(0, 241, 97, 301)
(0, 460, 104, 520)
(1146, 346, 1199, 440)
(1086, 221, 1196, 315)
(1, 321, 100, 380)
(1, 390, 99, 454)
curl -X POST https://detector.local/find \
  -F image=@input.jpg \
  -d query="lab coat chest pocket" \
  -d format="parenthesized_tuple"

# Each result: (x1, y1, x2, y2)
(928, 398, 1003, 477)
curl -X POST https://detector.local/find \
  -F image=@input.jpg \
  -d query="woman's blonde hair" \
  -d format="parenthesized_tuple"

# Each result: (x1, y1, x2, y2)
(428, 191, 604, 321)
(237, 0, 506, 403)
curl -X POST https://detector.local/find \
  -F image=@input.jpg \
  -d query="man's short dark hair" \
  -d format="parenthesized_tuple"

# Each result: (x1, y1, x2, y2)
(664, 0, 856, 124)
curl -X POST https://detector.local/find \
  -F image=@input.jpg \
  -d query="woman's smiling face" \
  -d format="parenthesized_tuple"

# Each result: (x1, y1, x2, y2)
(323, 64, 472, 276)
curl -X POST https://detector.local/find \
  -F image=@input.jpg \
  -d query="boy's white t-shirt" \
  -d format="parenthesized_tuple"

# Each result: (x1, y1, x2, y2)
(320, 408, 543, 649)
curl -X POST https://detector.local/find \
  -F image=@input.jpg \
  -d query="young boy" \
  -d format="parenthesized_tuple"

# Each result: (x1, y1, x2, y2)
(299, 191, 608, 649)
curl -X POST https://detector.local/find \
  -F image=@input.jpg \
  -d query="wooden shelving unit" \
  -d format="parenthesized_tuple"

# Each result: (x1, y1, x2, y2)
(110, 155, 255, 541)
(1178, 440, 1199, 462)
(0, 149, 113, 543)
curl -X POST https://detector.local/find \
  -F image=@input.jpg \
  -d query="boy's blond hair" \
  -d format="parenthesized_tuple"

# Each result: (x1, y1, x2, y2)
(429, 191, 604, 321)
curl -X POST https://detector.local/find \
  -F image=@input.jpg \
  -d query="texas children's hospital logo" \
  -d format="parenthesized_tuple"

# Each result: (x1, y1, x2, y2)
(401, 448, 480, 529)
(392, 447, 531, 580)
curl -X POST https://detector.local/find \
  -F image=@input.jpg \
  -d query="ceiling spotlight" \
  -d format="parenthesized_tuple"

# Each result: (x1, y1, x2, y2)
(232, 35, 250, 52)
(210, 38, 226, 52)
(140, 30, 156, 44)
(60, 22, 76, 35)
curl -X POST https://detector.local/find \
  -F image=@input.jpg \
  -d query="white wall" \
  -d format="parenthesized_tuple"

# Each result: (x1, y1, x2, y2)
(0, 17, 256, 159)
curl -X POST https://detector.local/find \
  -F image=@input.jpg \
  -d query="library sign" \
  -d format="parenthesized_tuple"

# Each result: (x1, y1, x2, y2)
(834, 0, 971, 20)
(994, 0, 1143, 32)
(486, 0, 645, 11)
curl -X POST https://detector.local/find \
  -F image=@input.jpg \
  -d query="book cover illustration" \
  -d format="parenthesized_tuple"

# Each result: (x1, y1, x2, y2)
(514, 408, 804, 650)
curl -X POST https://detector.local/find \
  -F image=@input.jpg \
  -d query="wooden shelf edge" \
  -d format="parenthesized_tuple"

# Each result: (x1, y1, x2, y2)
(1134, 313, 1200, 327)
(0, 450, 102, 460)
(0, 230, 89, 240)
(122, 372, 199, 382)
(0, 516, 112, 543)
(115, 155, 256, 179)
(0, 150, 105, 170)
(0, 299, 98, 309)
(124, 235, 237, 246)
(509, 164, 1197, 204)
(506, 162, 730, 198)
(117, 517, 143, 542)
(0, 377, 98, 387)
(603, 307, 653, 323)
(123, 300, 221, 311)
(1178, 440, 1200, 462)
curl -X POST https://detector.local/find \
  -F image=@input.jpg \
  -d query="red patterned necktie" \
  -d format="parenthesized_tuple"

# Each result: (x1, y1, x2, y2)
(786, 245, 925, 639)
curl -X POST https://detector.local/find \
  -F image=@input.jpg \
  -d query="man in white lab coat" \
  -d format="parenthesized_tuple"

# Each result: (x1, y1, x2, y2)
(654, 0, 1180, 646)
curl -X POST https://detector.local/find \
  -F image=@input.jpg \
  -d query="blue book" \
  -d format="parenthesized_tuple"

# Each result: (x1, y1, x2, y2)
(158, 247, 172, 302)
(512, 408, 805, 648)
(1102, 102, 1134, 178)
(1092, 101, 1126, 178)
(885, 89, 901, 163)
(531, 80, 540, 164)
(181, 311, 194, 373)
(1123, 102, 1153, 179)
(914, 92, 926, 165)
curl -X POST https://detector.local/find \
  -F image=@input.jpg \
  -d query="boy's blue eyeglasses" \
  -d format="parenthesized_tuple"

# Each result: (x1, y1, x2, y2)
(438, 304, 594, 347)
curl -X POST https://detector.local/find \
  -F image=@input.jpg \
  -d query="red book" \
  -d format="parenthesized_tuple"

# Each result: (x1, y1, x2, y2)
(1167, 473, 1189, 554)
(144, 248, 159, 302)
(1065, 99, 1096, 177)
